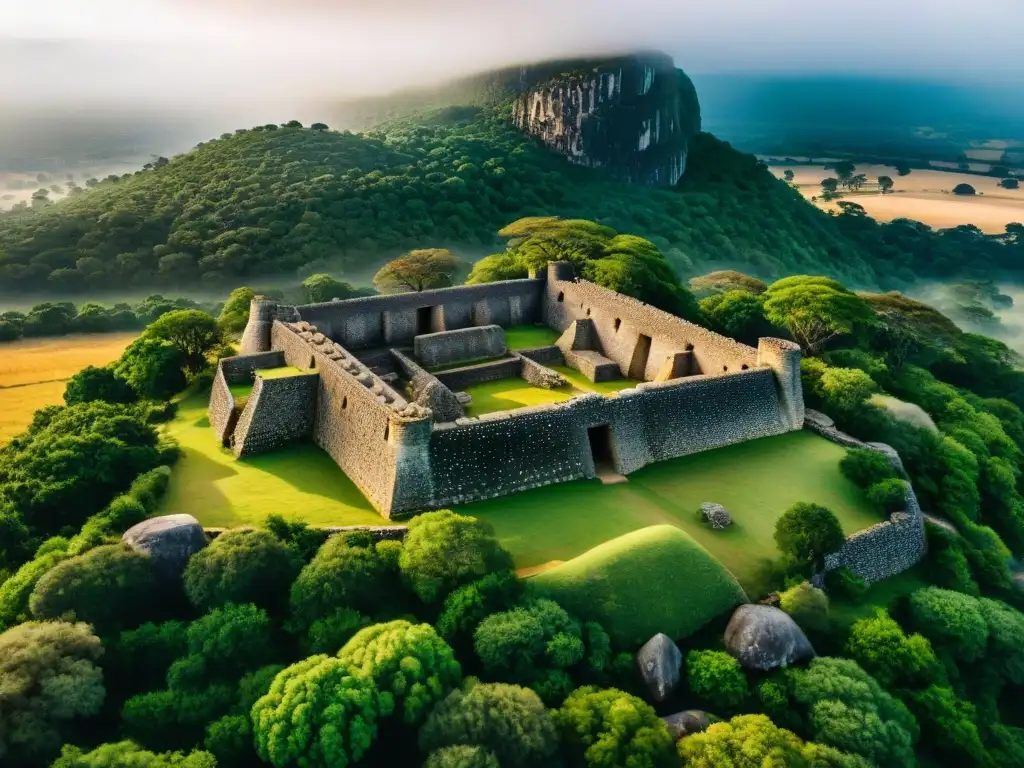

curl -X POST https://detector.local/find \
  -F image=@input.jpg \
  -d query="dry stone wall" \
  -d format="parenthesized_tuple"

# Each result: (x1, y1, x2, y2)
(519, 345, 566, 366)
(413, 325, 506, 368)
(434, 358, 522, 391)
(208, 366, 235, 446)
(808, 409, 927, 584)
(233, 374, 318, 457)
(391, 349, 464, 423)
(220, 351, 286, 384)
(293, 279, 544, 350)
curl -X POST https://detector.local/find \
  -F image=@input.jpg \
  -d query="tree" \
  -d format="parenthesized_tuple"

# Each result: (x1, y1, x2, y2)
(688, 270, 767, 298)
(844, 174, 868, 192)
(63, 366, 137, 405)
(337, 620, 462, 725)
(830, 161, 856, 183)
(845, 609, 943, 689)
(373, 249, 462, 293)
(818, 366, 876, 411)
(183, 529, 301, 614)
(821, 178, 839, 193)
(217, 287, 255, 334)
(905, 587, 988, 663)
(784, 169, 795, 182)
(685, 650, 749, 711)
(251, 655, 381, 768)
(204, 715, 253, 768)
(678, 714, 870, 768)
(953, 183, 977, 196)
(176, 603, 277, 685)
(878, 175, 895, 194)
(763, 276, 872, 355)
(302, 273, 357, 303)
(399, 510, 513, 604)
(779, 582, 830, 633)
(894, 163, 912, 176)
(0, 621, 105, 766)
(419, 681, 559, 768)
(290, 532, 402, 626)
(29, 544, 160, 634)
(144, 310, 223, 375)
(788, 657, 919, 767)
(840, 448, 898, 488)
(436, 569, 523, 644)
(774, 503, 846, 571)
(52, 741, 217, 767)
(866, 478, 909, 514)
(424, 746, 499, 768)
(310, 122, 329, 131)
(555, 686, 675, 768)
(699, 291, 770, 345)
(1000, 178, 1020, 190)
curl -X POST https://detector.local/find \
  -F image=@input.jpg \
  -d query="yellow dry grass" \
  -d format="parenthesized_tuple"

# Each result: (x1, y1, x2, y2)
(0, 332, 137, 443)
(772, 164, 1023, 234)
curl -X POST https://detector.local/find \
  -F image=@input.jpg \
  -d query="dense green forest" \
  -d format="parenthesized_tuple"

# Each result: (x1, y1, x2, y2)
(6, 104, 1017, 300)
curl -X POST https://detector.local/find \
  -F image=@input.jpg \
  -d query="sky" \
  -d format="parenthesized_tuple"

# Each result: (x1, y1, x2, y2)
(1, 0, 1022, 116)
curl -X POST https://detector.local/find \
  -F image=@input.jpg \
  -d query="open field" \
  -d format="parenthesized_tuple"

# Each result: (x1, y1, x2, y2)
(771, 163, 1023, 233)
(159, 391, 383, 529)
(531, 525, 747, 645)
(464, 430, 882, 596)
(0, 332, 137, 443)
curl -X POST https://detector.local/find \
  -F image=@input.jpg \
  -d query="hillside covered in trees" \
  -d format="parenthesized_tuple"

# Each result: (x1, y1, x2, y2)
(0, 108, 884, 296)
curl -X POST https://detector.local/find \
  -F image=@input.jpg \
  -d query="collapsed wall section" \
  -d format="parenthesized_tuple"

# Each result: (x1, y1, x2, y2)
(233, 374, 318, 457)
(294, 279, 544, 349)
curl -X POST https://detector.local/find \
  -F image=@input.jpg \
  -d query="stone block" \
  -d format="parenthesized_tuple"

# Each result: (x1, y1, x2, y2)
(414, 325, 507, 368)
(123, 514, 207, 579)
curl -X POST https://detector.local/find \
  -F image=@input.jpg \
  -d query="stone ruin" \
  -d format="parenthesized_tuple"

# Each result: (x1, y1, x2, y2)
(212, 261, 806, 518)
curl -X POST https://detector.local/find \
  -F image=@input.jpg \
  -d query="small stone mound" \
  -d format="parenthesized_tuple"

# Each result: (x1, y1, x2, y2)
(122, 514, 208, 579)
(662, 710, 711, 741)
(636, 633, 682, 702)
(724, 604, 815, 671)
(700, 502, 732, 529)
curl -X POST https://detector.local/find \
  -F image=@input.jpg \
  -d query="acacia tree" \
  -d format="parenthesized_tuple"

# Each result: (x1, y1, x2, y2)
(144, 310, 223, 374)
(763, 275, 872, 355)
(373, 249, 462, 293)
(878, 175, 895, 194)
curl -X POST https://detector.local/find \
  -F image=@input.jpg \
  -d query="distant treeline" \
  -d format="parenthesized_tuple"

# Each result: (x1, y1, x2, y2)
(0, 295, 220, 342)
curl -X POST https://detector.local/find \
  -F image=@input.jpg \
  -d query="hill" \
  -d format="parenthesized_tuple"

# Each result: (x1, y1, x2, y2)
(529, 525, 747, 646)
(0, 109, 877, 297)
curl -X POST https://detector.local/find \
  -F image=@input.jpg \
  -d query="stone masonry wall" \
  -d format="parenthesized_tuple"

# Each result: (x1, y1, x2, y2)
(434, 358, 523, 391)
(219, 351, 286, 385)
(518, 345, 566, 366)
(391, 349, 464, 423)
(293, 279, 545, 350)
(233, 374, 318, 457)
(209, 366, 236, 446)
(414, 325, 507, 368)
(809, 409, 927, 584)
(427, 367, 790, 506)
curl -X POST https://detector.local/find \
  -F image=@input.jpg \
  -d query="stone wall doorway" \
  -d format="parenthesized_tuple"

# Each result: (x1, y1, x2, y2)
(587, 425, 625, 484)
(629, 334, 652, 380)
(417, 306, 435, 335)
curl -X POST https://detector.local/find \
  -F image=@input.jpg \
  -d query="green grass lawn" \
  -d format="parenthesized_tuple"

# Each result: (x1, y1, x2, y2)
(464, 430, 884, 597)
(504, 325, 561, 350)
(159, 392, 383, 529)
(428, 355, 509, 373)
(552, 365, 639, 395)
(463, 378, 575, 417)
(258, 366, 313, 379)
(531, 525, 747, 645)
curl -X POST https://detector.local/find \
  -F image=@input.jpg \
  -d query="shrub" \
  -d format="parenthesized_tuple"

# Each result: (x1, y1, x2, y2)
(824, 567, 868, 602)
(774, 503, 846, 571)
(204, 714, 253, 768)
(399, 511, 513, 604)
(778, 582, 830, 633)
(251, 656, 382, 768)
(305, 607, 369, 655)
(184, 529, 301, 613)
(290, 532, 402, 627)
(424, 746, 500, 768)
(905, 587, 988, 663)
(685, 650, 749, 711)
(122, 685, 235, 754)
(178, 603, 276, 686)
(63, 365, 137, 405)
(953, 183, 976, 196)
(905, 685, 985, 766)
(52, 741, 217, 767)
(866, 478, 909, 515)
(976, 597, 1024, 684)
(338, 620, 463, 726)
(0, 622, 105, 766)
(419, 681, 559, 768)
(29, 544, 160, 634)
(436, 569, 523, 644)
(844, 609, 943, 689)
(840, 448, 898, 488)
(106, 620, 189, 694)
(555, 686, 676, 768)
(0, 545, 69, 629)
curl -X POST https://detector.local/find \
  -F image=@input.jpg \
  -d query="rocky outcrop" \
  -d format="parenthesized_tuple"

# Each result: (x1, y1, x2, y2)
(510, 53, 701, 187)
(662, 710, 712, 741)
(636, 633, 682, 702)
(700, 502, 732, 529)
(724, 605, 815, 671)
(122, 514, 208, 579)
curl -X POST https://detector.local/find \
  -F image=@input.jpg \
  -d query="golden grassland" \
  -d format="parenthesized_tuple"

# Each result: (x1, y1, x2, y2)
(771, 164, 1023, 233)
(0, 332, 137, 443)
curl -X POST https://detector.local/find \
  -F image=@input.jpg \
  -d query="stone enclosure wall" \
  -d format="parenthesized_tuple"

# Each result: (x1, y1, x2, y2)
(414, 325, 506, 368)
(233, 373, 318, 457)
(808, 409, 927, 583)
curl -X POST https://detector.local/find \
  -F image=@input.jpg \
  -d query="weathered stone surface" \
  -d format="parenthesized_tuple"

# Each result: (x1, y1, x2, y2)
(700, 502, 732, 529)
(414, 325, 507, 368)
(636, 633, 682, 702)
(724, 605, 815, 671)
(123, 514, 207, 578)
(662, 710, 711, 741)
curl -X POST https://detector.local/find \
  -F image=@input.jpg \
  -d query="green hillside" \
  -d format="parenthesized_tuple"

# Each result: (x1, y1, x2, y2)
(0, 108, 877, 295)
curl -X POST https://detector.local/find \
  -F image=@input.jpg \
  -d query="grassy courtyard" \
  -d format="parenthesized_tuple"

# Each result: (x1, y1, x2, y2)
(461, 364, 640, 417)
(159, 392, 382, 529)
(463, 430, 883, 596)
(504, 325, 561, 350)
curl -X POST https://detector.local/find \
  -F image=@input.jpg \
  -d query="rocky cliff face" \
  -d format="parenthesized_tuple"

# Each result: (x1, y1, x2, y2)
(508, 53, 702, 187)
